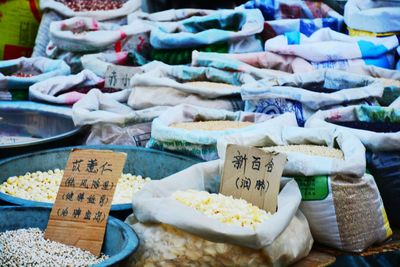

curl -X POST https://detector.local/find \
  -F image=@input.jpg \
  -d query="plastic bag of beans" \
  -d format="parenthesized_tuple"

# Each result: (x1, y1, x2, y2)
(241, 69, 383, 126)
(147, 104, 297, 161)
(29, 69, 130, 105)
(307, 105, 400, 227)
(128, 63, 258, 111)
(217, 126, 392, 252)
(126, 160, 313, 266)
(0, 57, 70, 100)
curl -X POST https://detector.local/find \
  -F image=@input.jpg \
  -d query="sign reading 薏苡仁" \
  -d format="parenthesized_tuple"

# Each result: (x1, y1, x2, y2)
(45, 149, 126, 256)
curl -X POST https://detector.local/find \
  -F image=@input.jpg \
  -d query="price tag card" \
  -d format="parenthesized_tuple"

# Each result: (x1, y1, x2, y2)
(104, 65, 143, 89)
(45, 149, 127, 256)
(220, 144, 287, 213)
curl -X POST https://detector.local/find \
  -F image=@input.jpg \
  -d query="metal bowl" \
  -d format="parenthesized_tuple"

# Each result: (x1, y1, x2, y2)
(0, 101, 85, 159)
(0, 206, 139, 267)
(0, 145, 202, 220)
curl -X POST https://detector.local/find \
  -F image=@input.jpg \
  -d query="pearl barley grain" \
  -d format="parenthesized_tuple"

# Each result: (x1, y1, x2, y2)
(0, 228, 107, 267)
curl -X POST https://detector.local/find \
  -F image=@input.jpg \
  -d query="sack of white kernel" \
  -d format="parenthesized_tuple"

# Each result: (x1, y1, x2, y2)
(147, 104, 297, 161)
(217, 126, 392, 252)
(0, 169, 150, 205)
(126, 160, 313, 266)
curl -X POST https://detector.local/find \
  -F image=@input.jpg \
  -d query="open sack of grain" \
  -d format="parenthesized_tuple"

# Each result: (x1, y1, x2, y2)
(240, 0, 344, 41)
(147, 104, 298, 161)
(29, 69, 129, 105)
(0, 57, 70, 101)
(217, 127, 392, 252)
(147, 9, 264, 65)
(126, 160, 313, 266)
(45, 17, 150, 73)
(241, 69, 383, 126)
(49, 17, 149, 53)
(307, 105, 400, 228)
(128, 63, 258, 111)
(33, 0, 141, 57)
(72, 89, 168, 146)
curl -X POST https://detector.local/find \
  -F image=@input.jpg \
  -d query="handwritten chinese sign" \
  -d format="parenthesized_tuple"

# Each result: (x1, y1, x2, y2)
(104, 65, 143, 89)
(45, 149, 127, 256)
(220, 145, 287, 214)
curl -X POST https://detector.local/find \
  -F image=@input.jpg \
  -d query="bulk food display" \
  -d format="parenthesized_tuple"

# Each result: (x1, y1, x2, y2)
(1, 0, 400, 266)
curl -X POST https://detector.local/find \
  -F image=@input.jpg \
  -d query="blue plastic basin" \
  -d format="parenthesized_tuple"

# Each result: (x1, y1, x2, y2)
(0, 145, 201, 220)
(0, 206, 139, 267)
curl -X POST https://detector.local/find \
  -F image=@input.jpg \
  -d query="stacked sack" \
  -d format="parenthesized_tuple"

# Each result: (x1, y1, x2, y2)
(241, 69, 383, 126)
(147, 104, 297, 160)
(206, 28, 399, 75)
(72, 89, 168, 147)
(126, 160, 313, 266)
(148, 9, 265, 65)
(241, 0, 344, 40)
(30, 54, 159, 105)
(307, 105, 400, 228)
(46, 17, 150, 72)
(33, 0, 141, 57)
(344, 0, 400, 38)
(28, 69, 128, 105)
(0, 57, 70, 100)
(81, 51, 145, 78)
(128, 62, 258, 111)
(217, 126, 392, 252)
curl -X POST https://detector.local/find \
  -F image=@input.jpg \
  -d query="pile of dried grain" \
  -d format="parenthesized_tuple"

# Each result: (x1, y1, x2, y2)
(0, 228, 108, 266)
(263, 145, 344, 159)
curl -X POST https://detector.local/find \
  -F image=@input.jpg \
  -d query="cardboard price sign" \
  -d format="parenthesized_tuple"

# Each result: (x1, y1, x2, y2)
(104, 65, 143, 89)
(45, 149, 127, 256)
(220, 144, 287, 213)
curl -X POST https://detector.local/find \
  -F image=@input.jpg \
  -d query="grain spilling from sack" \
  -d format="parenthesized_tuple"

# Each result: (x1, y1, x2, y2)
(170, 121, 253, 131)
(183, 81, 240, 90)
(0, 228, 108, 266)
(263, 145, 344, 159)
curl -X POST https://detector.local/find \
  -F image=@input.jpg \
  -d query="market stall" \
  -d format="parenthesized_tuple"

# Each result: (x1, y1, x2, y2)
(0, 0, 399, 266)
